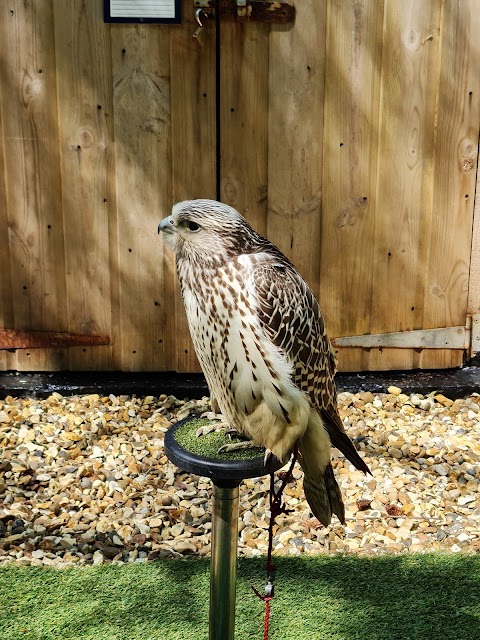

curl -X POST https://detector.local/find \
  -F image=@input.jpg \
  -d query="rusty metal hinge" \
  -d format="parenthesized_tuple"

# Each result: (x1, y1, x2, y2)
(194, 0, 295, 23)
(0, 329, 110, 350)
(332, 314, 480, 358)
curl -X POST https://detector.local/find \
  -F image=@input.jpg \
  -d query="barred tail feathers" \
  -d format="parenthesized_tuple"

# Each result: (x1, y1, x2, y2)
(302, 465, 345, 526)
(299, 411, 345, 526)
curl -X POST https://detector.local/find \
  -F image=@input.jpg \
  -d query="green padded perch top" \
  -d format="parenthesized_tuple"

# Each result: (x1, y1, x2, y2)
(164, 417, 284, 486)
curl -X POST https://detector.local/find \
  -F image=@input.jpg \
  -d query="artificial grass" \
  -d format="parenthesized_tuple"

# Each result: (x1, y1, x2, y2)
(174, 418, 264, 460)
(1, 555, 479, 640)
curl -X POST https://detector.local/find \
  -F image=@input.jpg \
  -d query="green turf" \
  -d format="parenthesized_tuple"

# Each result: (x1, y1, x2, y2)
(1, 555, 479, 640)
(174, 418, 264, 460)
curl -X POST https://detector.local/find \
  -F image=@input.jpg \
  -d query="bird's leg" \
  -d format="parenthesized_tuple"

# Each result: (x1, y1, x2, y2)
(197, 424, 262, 453)
(196, 401, 227, 436)
(209, 395, 221, 414)
(196, 418, 245, 440)
(276, 444, 298, 491)
(197, 409, 250, 443)
(195, 420, 229, 437)
(270, 443, 299, 518)
(197, 409, 267, 457)
(217, 439, 263, 454)
(216, 429, 274, 461)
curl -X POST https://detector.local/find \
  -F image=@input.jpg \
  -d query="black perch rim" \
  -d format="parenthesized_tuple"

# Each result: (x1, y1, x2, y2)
(164, 417, 285, 487)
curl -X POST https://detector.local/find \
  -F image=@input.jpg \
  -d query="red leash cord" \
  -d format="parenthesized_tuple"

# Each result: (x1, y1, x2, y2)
(252, 448, 298, 639)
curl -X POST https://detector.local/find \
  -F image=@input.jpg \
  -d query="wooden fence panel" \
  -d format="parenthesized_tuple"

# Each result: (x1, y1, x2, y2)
(219, 0, 478, 373)
(170, 15, 216, 372)
(111, 24, 172, 371)
(54, 0, 116, 370)
(320, 0, 384, 372)
(220, 22, 270, 237)
(365, 0, 443, 371)
(267, 1, 326, 297)
(0, 0, 216, 373)
(0, 40, 10, 373)
(0, 0, 67, 371)
(0, 0, 479, 373)
(420, 0, 480, 369)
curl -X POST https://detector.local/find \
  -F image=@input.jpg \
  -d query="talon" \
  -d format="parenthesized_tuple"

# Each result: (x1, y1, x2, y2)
(217, 440, 261, 455)
(263, 449, 273, 466)
(200, 411, 224, 421)
(196, 425, 211, 437)
(200, 411, 218, 420)
(195, 422, 226, 437)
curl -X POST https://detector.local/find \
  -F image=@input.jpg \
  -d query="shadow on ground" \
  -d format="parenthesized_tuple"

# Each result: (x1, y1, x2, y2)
(1, 554, 479, 640)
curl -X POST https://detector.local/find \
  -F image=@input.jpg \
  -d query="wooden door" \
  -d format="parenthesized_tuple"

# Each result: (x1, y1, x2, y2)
(219, 0, 480, 371)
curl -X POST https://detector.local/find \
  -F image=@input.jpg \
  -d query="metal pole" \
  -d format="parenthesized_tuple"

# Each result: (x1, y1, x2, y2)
(209, 480, 240, 640)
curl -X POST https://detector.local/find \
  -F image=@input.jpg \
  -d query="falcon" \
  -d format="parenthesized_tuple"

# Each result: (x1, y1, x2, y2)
(159, 199, 370, 525)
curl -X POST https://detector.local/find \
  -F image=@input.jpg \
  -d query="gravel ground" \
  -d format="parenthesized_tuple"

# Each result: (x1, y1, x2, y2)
(0, 388, 479, 566)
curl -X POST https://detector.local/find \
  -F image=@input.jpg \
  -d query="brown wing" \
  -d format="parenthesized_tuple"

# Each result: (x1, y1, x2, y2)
(253, 257, 369, 474)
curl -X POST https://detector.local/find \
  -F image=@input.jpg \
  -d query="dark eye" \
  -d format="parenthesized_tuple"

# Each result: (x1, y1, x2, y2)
(187, 221, 200, 232)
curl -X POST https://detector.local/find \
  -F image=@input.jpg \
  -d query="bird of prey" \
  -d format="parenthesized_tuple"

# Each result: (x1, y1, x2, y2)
(159, 199, 370, 525)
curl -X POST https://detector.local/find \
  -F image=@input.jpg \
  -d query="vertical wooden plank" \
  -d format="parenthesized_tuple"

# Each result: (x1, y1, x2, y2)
(321, 0, 385, 371)
(0, 34, 11, 372)
(170, 4, 217, 371)
(0, 60, 12, 335)
(220, 22, 269, 236)
(54, 0, 116, 370)
(421, 0, 480, 369)
(267, 1, 326, 298)
(111, 25, 172, 371)
(0, 0, 68, 371)
(366, 0, 444, 371)
(468, 151, 480, 318)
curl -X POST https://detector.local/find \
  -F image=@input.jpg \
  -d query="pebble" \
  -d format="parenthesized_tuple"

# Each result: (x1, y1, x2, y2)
(388, 448, 403, 459)
(0, 390, 479, 565)
(433, 463, 451, 476)
(387, 386, 402, 396)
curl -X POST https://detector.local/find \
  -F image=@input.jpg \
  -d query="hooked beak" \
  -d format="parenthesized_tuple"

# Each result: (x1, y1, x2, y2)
(158, 215, 175, 235)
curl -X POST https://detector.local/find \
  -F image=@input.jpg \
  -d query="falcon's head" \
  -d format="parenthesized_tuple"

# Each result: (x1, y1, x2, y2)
(158, 199, 260, 263)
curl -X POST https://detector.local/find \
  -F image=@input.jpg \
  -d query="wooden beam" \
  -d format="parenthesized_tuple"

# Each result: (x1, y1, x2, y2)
(332, 327, 469, 350)
(0, 330, 110, 349)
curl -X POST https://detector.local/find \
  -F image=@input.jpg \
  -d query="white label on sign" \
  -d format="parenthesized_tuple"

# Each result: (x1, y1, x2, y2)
(110, 1, 175, 19)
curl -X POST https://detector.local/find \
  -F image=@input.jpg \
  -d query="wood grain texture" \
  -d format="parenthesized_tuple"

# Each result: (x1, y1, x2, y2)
(0, 0, 479, 373)
(468, 130, 480, 316)
(267, 2, 326, 299)
(0, 0, 67, 371)
(0, 25, 10, 373)
(220, 21, 269, 237)
(0, 29, 11, 331)
(367, 0, 445, 371)
(320, 0, 385, 371)
(54, 0, 116, 370)
(111, 24, 172, 371)
(170, 5, 216, 371)
(420, 0, 480, 369)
